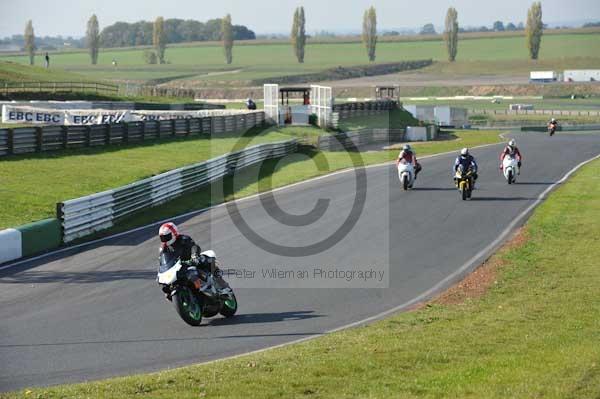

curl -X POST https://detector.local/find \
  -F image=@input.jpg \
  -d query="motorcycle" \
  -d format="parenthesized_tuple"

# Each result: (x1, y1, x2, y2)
(455, 165, 474, 201)
(157, 249, 237, 326)
(397, 160, 415, 191)
(548, 123, 558, 136)
(502, 155, 519, 185)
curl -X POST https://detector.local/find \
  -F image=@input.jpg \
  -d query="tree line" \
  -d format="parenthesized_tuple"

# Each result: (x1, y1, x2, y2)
(20, 2, 547, 67)
(99, 18, 255, 48)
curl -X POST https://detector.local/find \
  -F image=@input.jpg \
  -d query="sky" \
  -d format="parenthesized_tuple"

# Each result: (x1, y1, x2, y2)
(0, 0, 599, 38)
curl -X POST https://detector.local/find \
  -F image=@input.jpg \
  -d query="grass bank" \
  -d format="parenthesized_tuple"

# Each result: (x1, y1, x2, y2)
(0, 126, 309, 229)
(5, 147, 600, 399)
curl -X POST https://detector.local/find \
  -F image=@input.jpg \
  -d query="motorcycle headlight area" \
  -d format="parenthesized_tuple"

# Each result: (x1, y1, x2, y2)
(158, 267, 179, 285)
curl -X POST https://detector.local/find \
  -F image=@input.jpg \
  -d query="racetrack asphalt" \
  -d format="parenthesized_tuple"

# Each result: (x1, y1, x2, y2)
(1, 130, 599, 391)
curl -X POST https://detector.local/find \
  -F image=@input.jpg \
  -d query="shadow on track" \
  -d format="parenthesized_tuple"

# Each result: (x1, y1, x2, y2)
(209, 311, 324, 326)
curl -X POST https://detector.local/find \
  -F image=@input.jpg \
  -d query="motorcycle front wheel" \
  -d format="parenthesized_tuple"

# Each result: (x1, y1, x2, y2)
(402, 175, 409, 191)
(173, 286, 203, 326)
(220, 292, 238, 318)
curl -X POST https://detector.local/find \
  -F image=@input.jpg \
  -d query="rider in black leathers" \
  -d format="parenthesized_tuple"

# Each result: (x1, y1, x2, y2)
(158, 222, 229, 297)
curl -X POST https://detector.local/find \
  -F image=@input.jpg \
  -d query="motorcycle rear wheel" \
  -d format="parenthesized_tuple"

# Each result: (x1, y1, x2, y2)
(173, 286, 203, 326)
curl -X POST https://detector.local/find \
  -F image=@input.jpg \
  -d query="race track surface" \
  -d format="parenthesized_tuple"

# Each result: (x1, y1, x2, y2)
(1, 131, 599, 391)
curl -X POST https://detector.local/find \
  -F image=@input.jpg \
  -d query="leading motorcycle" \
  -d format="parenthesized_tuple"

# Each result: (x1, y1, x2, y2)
(157, 249, 237, 326)
(455, 165, 474, 201)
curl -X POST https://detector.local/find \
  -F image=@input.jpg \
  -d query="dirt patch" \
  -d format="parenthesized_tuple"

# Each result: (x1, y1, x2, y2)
(434, 227, 529, 305)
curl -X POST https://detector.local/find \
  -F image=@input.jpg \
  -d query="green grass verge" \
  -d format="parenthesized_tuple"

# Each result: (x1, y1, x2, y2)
(1, 34, 598, 85)
(338, 108, 420, 131)
(0, 125, 317, 229)
(5, 145, 600, 399)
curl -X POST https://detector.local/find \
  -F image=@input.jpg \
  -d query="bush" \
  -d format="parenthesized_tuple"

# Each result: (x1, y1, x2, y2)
(308, 113, 318, 126)
(143, 50, 158, 64)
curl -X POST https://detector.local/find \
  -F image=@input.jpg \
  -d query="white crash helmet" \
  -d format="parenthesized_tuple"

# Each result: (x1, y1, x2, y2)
(159, 222, 179, 247)
(508, 139, 516, 148)
(551, 118, 556, 123)
(402, 144, 412, 151)
(460, 148, 469, 157)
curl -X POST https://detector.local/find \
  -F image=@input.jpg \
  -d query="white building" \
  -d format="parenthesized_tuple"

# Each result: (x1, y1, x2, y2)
(564, 70, 600, 82)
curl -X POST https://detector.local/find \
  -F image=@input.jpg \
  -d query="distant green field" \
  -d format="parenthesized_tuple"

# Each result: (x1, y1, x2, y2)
(1, 33, 598, 85)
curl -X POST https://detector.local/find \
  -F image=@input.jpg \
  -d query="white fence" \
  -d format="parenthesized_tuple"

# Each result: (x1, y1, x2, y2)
(57, 140, 298, 242)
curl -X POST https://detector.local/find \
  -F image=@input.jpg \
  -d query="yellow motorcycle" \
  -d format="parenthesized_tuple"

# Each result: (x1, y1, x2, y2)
(455, 166, 474, 201)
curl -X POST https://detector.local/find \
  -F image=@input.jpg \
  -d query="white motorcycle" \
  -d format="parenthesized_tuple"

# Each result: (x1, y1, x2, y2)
(157, 249, 237, 326)
(397, 161, 415, 190)
(502, 155, 520, 185)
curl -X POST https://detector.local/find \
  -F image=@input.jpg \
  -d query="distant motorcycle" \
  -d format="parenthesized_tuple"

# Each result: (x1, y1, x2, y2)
(548, 122, 558, 136)
(455, 165, 474, 201)
(397, 160, 415, 190)
(157, 249, 237, 326)
(502, 155, 519, 185)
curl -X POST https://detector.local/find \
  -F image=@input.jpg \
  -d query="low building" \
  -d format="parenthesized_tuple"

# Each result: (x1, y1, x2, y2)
(564, 70, 600, 82)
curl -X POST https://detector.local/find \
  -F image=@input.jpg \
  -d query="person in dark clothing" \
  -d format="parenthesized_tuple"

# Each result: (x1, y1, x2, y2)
(246, 98, 257, 110)
(44, 52, 50, 68)
(158, 222, 229, 296)
(453, 148, 479, 187)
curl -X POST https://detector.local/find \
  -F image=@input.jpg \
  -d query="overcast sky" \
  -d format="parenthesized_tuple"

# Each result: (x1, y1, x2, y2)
(1, 0, 599, 38)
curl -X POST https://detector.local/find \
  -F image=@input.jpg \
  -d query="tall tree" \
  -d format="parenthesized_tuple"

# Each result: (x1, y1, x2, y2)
(222, 14, 233, 64)
(291, 7, 306, 63)
(526, 2, 543, 60)
(24, 20, 35, 65)
(444, 8, 459, 62)
(362, 6, 377, 62)
(86, 14, 100, 65)
(153, 16, 167, 64)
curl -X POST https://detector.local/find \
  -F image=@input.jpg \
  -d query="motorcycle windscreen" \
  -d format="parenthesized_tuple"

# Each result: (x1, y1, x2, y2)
(158, 250, 179, 273)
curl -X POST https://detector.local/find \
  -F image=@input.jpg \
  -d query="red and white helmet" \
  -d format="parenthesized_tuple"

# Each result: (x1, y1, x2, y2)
(159, 222, 179, 247)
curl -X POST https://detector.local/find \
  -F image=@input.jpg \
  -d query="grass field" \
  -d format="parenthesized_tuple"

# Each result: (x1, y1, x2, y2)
(1, 33, 598, 85)
(5, 145, 599, 399)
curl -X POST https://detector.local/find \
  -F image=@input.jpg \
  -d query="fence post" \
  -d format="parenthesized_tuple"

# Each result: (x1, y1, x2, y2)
(105, 124, 111, 146)
(141, 121, 146, 141)
(61, 126, 68, 150)
(7, 128, 14, 155)
(35, 126, 43, 152)
(186, 118, 191, 136)
(123, 123, 129, 144)
(85, 125, 91, 147)
(171, 119, 176, 137)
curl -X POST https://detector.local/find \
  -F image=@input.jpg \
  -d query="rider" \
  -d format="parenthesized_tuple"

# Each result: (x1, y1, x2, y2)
(453, 148, 478, 187)
(158, 222, 229, 296)
(245, 98, 257, 110)
(396, 144, 422, 179)
(500, 139, 522, 174)
(548, 118, 559, 131)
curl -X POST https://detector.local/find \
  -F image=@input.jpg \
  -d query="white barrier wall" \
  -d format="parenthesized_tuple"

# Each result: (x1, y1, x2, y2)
(405, 126, 428, 141)
(0, 228, 22, 264)
(2, 105, 263, 126)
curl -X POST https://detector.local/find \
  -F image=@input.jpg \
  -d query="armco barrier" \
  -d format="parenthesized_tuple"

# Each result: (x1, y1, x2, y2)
(57, 140, 298, 243)
(0, 218, 61, 264)
(0, 112, 265, 156)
